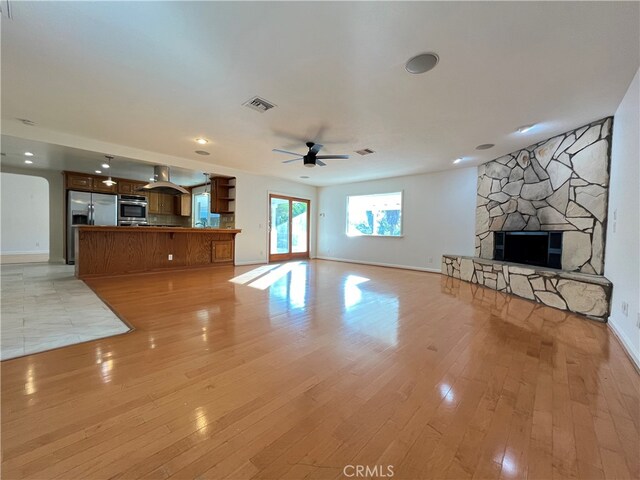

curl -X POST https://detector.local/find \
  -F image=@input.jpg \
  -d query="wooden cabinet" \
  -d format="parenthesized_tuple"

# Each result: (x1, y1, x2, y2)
(64, 172, 120, 193)
(75, 227, 241, 277)
(147, 191, 159, 213)
(92, 177, 117, 194)
(65, 173, 94, 191)
(64, 171, 192, 221)
(175, 193, 191, 217)
(148, 192, 174, 215)
(210, 176, 235, 214)
(212, 240, 234, 263)
(118, 180, 145, 195)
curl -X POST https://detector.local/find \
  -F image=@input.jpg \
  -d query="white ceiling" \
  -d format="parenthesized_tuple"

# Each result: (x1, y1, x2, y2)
(0, 135, 205, 186)
(1, 1, 638, 186)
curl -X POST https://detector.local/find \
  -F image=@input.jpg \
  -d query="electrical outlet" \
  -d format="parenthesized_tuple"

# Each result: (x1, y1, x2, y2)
(168, 254, 173, 261)
(622, 301, 629, 317)
(428, 257, 433, 264)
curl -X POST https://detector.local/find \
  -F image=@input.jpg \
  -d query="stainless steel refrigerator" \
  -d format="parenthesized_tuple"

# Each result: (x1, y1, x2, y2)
(67, 191, 118, 264)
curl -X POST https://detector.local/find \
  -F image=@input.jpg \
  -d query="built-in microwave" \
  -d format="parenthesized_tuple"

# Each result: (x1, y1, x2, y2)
(118, 194, 148, 223)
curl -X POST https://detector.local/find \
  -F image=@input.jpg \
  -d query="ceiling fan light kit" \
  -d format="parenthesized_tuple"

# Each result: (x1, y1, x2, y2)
(273, 141, 349, 168)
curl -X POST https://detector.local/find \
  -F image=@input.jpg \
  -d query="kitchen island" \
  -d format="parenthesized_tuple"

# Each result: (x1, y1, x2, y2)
(74, 226, 241, 278)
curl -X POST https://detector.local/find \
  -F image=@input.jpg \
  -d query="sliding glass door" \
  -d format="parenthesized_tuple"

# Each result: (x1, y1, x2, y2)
(269, 195, 310, 262)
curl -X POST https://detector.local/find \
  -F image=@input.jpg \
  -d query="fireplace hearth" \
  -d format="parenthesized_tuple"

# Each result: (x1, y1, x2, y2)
(494, 231, 562, 269)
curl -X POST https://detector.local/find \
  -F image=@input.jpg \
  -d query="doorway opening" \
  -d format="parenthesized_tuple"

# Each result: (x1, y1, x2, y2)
(269, 194, 310, 262)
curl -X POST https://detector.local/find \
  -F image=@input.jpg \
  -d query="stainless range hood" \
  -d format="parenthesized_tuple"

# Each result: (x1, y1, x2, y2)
(138, 166, 189, 195)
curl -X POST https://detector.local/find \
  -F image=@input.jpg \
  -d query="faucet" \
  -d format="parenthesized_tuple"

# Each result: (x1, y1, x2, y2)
(195, 221, 206, 228)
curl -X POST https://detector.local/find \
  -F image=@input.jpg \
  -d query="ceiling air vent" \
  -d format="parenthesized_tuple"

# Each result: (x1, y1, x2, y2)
(243, 96, 277, 113)
(355, 148, 375, 156)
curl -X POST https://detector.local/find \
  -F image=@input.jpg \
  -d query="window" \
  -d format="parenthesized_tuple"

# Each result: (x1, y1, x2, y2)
(192, 186, 220, 228)
(346, 192, 403, 237)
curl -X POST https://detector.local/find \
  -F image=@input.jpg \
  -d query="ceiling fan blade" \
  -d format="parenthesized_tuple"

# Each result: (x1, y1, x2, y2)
(315, 160, 326, 167)
(273, 148, 303, 156)
(271, 129, 309, 144)
(313, 125, 328, 143)
(282, 158, 303, 164)
(309, 143, 324, 154)
(316, 155, 350, 159)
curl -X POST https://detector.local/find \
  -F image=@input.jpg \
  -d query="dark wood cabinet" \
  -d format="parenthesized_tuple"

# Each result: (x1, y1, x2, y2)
(175, 193, 192, 217)
(117, 180, 145, 195)
(65, 173, 94, 191)
(210, 176, 235, 214)
(147, 192, 160, 213)
(148, 192, 174, 215)
(92, 177, 117, 194)
(64, 172, 144, 196)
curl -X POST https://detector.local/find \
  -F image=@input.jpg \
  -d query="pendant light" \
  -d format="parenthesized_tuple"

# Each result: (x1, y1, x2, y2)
(202, 172, 210, 196)
(102, 156, 117, 186)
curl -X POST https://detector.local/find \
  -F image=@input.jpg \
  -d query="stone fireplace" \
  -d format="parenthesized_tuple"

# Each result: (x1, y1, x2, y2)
(443, 117, 613, 321)
(476, 117, 611, 274)
(494, 231, 562, 268)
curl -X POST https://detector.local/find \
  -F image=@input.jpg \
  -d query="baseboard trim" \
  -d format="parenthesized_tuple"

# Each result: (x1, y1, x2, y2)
(608, 318, 640, 372)
(1, 253, 50, 264)
(315, 256, 441, 274)
(234, 260, 268, 266)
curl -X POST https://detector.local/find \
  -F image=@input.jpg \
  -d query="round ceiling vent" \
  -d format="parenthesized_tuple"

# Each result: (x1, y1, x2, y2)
(405, 53, 439, 74)
(195, 150, 210, 156)
(475, 143, 495, 150)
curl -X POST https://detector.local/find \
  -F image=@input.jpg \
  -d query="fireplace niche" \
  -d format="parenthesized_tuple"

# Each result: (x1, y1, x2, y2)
(494, 231, 562, 269)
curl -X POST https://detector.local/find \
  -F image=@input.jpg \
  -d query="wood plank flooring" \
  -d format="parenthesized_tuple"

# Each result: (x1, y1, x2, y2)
(1, 260, 638, 479)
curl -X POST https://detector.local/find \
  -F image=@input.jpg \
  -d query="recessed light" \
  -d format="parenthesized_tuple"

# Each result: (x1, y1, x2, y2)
(300, 176, 309, 179)
(24, 152, 34, 156)
(24, 160, 33, 164)
(195, 138, 208, 145)
(195, 150, 210, 156)
(517, 124, 535, 134)
(405, 52, 439, 74)
(101, 163, 110, 169)
(476, 144, 495, 150)
(453, 158, 463, 164)
(95, 170, 102, 174)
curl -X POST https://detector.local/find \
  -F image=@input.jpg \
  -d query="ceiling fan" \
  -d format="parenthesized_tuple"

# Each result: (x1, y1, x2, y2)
(273, 142, 349, 168)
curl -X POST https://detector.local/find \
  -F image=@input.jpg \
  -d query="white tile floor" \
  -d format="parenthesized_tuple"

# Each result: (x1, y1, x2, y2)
(1, 263, 130, 360)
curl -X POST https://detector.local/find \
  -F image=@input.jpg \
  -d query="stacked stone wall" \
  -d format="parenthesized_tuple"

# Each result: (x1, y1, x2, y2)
(476, 117, 611, 274)
(442, 255, 611, 321)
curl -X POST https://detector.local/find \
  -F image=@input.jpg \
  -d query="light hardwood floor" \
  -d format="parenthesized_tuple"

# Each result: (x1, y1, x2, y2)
(1, 260, 638, 479)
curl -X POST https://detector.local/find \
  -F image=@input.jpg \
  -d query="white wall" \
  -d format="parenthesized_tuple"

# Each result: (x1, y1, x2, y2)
(1, 172, 50, 260)
(316, 167, 477, 271)
(605, 67, 640, 368)
(0, 166, 65, 263)
(233, 171, 317, 265)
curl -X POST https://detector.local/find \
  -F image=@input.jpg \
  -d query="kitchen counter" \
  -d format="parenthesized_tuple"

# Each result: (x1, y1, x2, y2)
(76, 225, 241, 233)
(74, 226, 241, 278)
